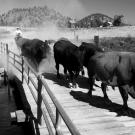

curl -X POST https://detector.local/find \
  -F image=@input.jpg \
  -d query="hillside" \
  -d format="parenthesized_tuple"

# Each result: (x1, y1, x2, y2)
(0, 6, 70, 27)
(76, 13, 114, 28)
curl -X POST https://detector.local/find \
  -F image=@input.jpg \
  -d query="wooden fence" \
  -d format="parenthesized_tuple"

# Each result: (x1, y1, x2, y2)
(0, 42, 81, 135)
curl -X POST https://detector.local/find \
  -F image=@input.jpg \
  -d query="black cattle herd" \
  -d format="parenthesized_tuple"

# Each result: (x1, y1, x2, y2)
(15, 36, 135, 110)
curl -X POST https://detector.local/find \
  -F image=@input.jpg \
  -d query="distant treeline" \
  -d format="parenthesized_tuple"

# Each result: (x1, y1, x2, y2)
(71, 14, 128, 28)
(76, 13, 113, 28)
(0, 6, 129, 28)
(0, 6, 71, 27)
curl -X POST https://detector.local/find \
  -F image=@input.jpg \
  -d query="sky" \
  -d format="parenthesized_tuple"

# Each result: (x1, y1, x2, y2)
(0, 0, 134, 24)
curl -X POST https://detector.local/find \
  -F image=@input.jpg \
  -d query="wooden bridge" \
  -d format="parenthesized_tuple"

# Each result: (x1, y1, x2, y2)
(0, 42, 135, 135)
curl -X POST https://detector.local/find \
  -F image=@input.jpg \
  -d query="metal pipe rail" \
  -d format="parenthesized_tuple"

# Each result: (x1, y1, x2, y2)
(0, 42, 81, 135)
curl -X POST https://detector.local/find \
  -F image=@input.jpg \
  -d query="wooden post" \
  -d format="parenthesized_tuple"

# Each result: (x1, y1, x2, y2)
(6, 44, 9, 71)
(14, 54, 15, 64)
(37, 75, 43, 125)
(27, 67, 30, 84)
(6, 44, 10, 97)
(1, 43, 2, 53)
(55, 108, 62, 135)
(0, 43, 2, 53)
(94, 36, 99, 46)
(21, 57, 24, 84)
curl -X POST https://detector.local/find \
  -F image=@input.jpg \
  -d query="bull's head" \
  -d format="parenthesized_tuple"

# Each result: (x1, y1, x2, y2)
(34, 40, 51, 66)
(79, 42, 103, 67)
(38, 40, 51, 59)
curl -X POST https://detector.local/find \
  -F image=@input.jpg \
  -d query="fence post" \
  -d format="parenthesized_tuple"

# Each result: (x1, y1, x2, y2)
(55, 109, 62, 135)
(0, 42, 2, 53)
(1, 43, 2, 53)
(21, 57, 24, 83)
(94, 36, 99, 46)
(14, 54, 15, 65)
(27, 67, 30, 84)
(37, 75, 43, 125)
(6, 44, 10, 97)
(6, 44, 8, 70)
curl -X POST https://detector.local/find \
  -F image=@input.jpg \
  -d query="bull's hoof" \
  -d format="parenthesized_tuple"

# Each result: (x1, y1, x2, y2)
(73, 83, 78, 88)
(68, 83, 73, 88)
(72, 85, 77, 88)
(69, 82, 78, 88)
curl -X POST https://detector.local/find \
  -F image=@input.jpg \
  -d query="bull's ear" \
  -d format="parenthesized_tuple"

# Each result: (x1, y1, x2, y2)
(45, 40, 48, 44)
(81, 42, 86, 46)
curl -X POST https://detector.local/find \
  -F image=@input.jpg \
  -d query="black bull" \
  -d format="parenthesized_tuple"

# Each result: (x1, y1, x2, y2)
(79, 43, 135, 109)
(15, 37, 51, 72)
(53, 40, 84, 88)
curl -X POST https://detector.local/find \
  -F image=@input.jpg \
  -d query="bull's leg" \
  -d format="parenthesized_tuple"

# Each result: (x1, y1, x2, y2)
(68, 71, 73, 88)
(81, 68, 85, 76)
(118, 86, 128, 109)
(87, 77, 95, 96)
(72, 72, 77, 88)
(68, 70, 77, 88)
(64, 67, 67, 75)
(101, 83, 109, 100)
(64, 67, 69, 80)
(55, 63, 60, 79)
(87, 62, 95, 96)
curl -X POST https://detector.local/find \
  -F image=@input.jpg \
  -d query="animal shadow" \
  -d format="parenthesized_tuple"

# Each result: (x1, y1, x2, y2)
(70, 90, 135, 118)
(42, 72, 95, 89)
(75, 75, 89, 89)
(42, 72, 69, 88)
(76, 75, 101, 89)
